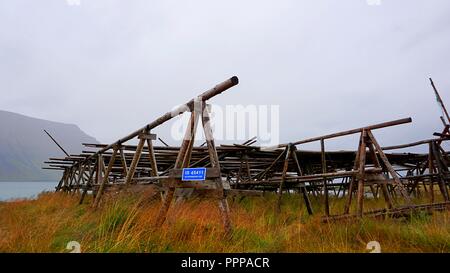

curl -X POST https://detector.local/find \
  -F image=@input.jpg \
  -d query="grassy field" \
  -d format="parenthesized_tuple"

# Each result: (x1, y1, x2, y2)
(0, 189, 449, 253)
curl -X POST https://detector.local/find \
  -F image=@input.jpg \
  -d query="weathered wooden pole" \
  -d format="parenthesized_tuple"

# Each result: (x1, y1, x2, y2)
(291, 147, 313, 215)
(55, 170, 67, 192)
(44, 129, 70, 157)
(93, 154, 105, 200)
(79, 160, 96, 204)
(430, 141, 450, 201)
(202, 104, 232, 235)
(276, 144, 292, 214)
(344, 133, 363, 214)
(430, 78, 450, 124)
(280, 117, 412, 148)
(155, 111, 199, 228)
(86, 77, 238, 162)
(93, 147, 118, 208)
(124, 133, 147, 185)
(367, 130, 412, 205)
(367, 140, 393, 209)
(428, 143, 436, 203)
(321, 139, 330, 216)
(356, 130, 367, 218)
(146, 136, 159, 177)
(119, 146, 128, 177)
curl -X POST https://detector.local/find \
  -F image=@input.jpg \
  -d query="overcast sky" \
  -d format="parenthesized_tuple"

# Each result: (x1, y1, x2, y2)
(1, 0, 450, 152)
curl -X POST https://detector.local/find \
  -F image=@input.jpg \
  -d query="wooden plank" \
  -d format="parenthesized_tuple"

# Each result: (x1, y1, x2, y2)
(138, 133, 157, 140)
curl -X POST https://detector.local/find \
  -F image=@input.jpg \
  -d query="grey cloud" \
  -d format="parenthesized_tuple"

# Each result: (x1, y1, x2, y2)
(1, 0, 449, 153)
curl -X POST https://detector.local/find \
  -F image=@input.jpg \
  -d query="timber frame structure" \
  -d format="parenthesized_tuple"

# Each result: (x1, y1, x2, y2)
(44, 76, 450, 231)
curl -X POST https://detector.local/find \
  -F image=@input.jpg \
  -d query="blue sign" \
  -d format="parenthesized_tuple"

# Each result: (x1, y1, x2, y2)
(182, 168, 207, 181)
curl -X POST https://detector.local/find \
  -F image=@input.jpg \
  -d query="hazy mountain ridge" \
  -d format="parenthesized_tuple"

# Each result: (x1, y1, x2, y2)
(0, 110, 99, 181)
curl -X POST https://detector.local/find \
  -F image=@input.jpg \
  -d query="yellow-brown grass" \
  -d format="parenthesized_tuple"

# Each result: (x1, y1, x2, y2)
(0, 190, 449, 253)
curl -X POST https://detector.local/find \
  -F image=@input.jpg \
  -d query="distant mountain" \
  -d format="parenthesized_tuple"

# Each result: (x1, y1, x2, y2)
(0, 110, 99, 181)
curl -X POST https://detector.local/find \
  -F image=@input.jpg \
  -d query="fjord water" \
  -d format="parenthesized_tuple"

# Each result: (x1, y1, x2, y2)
(0, 181, 56, 201)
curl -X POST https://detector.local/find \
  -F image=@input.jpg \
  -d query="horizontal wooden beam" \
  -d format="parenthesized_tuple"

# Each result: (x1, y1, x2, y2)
(279, 117, 412, 147)
(381, 137, 450, 150)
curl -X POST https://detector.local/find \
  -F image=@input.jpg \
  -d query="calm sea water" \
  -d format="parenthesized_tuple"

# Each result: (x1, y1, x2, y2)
(0, 181, 57, 201)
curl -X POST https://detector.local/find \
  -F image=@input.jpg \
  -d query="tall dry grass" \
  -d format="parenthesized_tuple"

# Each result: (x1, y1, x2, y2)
(0, 190, 449, 253)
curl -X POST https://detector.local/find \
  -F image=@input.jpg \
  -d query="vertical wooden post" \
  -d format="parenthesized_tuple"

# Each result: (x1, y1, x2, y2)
(430, 141, 450, 201)
(321, 139, 330, 216)
(93, 154, 105, 200)
(366, 130, 412, 205)
(291, 147, 313, 215)
(202, 104, 232, 235)
(67, 168, 75, 192)
(428, 143, 435, 203)
(236, 155, 244, 184)
(155, 106, 201, 228)
(182, 106, 201, 168)
(56, 171, 67, 192)
(146, 136, 159, 177)
(66, 167, 76, 193)
(356, 130, 367, 218)
(124, 134, 146, 185)
(79, 160, 96, 205)
(344, 134, 362, 215)
(367, 139, 393, 209)
(72, 163, 84, 195)
(437, 145, 450, 197)
(276, 145, 291, 214)
(244, 154, 251, 180)
(93, 147, 118, 208)
(119, 146, 128, 177)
